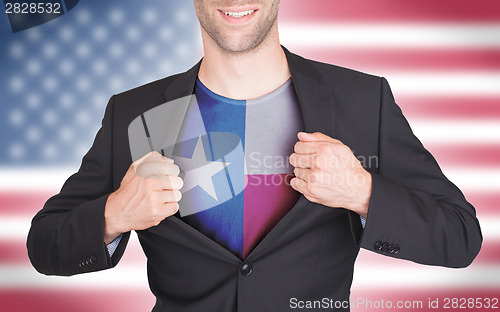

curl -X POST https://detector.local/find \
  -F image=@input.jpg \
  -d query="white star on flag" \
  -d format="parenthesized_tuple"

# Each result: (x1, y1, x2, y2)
(173, 136, 230, 201)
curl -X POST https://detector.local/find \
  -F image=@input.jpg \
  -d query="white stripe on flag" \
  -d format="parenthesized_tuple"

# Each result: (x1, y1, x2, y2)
(410, 120, 500, 145)
(1, 262, 499, 289)
(386, 72, 500, 96)
(352, 265, 500, 288)
(0, 167, 78, 191)
(0, 265, 148, 290)
(443, 168, 500, 193)
(280, 23, 500, 48)
(2, 153, 500, 192)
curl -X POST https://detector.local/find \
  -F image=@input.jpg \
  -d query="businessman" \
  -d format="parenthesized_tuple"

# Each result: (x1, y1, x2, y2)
(27, 0, 482, 311)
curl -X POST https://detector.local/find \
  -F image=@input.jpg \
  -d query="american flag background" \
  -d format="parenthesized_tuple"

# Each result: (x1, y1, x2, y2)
(0, 0, 499, 311)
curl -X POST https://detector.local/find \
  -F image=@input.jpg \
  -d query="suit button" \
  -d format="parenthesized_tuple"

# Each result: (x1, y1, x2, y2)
(387, 244, 395, 254)
(79, 258, 88, 267)
(387, 244, 393, 253)
(240, 263, 253, 276)
(393, 245, 400, 254)
(374, 241, 383, 251)
(89, 256, 97, 265)
(381, 242, 388, 252)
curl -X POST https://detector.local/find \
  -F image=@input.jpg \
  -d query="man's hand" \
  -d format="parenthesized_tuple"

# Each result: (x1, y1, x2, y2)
(104, 151, 183, 244)
(289, 132, 372, 218)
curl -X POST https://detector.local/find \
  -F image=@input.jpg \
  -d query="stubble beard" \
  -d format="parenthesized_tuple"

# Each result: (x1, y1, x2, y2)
(196, 2, 280, 55)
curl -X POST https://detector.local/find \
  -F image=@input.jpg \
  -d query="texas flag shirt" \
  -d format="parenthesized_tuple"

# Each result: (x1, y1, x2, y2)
(173, 78, 305, 259)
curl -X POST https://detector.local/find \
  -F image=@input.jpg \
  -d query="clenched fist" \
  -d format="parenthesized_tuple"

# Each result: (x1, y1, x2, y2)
(289, 132, 372, 218)
(104, 151, 183, 244)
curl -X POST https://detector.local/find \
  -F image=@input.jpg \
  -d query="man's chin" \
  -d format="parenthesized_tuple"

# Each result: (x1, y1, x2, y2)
(220, 44, 259, 55)
(215, 34, 268, 55)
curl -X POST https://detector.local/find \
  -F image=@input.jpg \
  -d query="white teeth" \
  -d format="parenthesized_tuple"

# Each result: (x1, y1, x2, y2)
(222, 10, 255, 18)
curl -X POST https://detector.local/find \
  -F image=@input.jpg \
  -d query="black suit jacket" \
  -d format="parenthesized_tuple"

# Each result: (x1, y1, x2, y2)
(27, 47, 482, 311)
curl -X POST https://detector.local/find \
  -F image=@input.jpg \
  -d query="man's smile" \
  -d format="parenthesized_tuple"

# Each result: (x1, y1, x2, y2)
(220, 9, 256, 18)
(218, 8, 258, 24)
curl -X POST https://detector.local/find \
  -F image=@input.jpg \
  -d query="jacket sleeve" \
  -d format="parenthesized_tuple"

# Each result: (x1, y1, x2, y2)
(356, 77, 482, 268)
(27, 95, 130, 276)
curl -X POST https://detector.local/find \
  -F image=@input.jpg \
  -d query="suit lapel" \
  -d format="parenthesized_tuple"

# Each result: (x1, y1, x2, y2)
(163, 60, 201, 101)
(155, 48, 338, 261)
(284, 47, 337, 137)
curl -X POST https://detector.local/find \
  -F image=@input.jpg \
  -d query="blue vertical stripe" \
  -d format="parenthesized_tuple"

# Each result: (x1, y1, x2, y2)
(180, 79, 246, 258)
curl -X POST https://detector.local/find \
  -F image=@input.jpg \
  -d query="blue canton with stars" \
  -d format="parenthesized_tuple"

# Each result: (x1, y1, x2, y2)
(0, 0, 201, 167)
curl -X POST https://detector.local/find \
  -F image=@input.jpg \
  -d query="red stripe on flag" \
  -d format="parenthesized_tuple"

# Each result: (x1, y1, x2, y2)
(280, 0, 500, 22)
(475, 241, 500, 264)
(291, 49, 500, 72)
(466, 193, 500, 216)
(0, 289, 498, 312)
(0, 241, 29, 265)
(0, 192, 49, 215)
(425, 145, 500, 167)
(350, 289, 500, 311)
(397, 97, 500, 120)
(0, 290, 154, 312)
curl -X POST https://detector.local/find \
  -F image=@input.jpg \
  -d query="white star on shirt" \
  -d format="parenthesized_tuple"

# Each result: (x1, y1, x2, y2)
(173, 136, 230, 201)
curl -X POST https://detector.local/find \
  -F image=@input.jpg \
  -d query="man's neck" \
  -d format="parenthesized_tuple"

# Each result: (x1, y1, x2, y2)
(197, 27, 291, 100)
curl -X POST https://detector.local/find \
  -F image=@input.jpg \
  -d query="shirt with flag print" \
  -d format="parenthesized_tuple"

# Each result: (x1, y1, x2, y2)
(174, 78, 305, 259)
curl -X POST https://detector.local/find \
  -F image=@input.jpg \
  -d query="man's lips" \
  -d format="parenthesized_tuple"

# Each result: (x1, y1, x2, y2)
(218, 8, 258, 24)
(220, 9, 256, 18)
